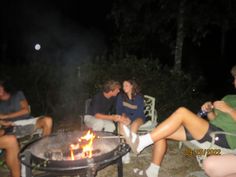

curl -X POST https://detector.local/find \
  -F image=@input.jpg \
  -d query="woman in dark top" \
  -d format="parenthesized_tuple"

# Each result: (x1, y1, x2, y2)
(116, 79, 145, 164)
(116, 79, 145, 134)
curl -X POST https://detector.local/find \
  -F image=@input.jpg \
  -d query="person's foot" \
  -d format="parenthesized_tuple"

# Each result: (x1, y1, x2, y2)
(121, 125, 140, 154)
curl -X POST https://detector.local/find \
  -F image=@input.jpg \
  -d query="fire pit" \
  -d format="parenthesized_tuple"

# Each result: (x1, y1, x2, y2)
(20, 130, 129, 177)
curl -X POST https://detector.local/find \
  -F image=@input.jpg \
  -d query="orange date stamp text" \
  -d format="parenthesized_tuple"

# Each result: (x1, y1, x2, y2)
(183, 148, 221, 157)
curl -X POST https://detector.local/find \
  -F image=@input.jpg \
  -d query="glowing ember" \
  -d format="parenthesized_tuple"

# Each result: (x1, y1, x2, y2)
(70, 130, 96, 160)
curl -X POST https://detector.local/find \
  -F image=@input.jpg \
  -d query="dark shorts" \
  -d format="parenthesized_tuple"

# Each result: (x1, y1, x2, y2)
(184, 123, 230, 148)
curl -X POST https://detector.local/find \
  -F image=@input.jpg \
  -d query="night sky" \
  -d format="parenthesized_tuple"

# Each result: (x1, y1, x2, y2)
(1, 0, 236, 98)
(1, 0, 113, 63)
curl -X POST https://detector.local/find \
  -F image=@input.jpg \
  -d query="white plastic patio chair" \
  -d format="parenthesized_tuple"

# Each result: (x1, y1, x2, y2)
(81, 95, 158, 133)
(138, 95, 158, 133)
(182, 131, 236, 170)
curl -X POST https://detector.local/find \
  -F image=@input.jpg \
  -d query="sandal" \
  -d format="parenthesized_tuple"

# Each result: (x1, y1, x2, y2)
(133, 168, 148, 177)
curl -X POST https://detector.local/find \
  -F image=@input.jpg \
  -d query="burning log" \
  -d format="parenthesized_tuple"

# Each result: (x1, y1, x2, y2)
(44, 148, 101, 161)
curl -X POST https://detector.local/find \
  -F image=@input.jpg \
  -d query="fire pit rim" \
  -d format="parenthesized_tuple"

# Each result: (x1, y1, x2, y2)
(19, 131, 130, 172)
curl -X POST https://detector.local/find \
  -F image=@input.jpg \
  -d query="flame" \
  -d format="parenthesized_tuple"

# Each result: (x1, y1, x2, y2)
(70, 143, 79, 160)
(70, 130, 96, 160)
(70, 148, 75, 160)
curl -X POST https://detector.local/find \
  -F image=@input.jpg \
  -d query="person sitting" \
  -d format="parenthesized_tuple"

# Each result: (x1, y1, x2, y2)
(203, 154, 236, 177)
(84, 80, 129, 132)
(0, 120, 20, 177)
(116, 79, 145, 134)
(116, 79, 145, 163)
(0, 79, 53, 138)
(121, 65, 236, 177)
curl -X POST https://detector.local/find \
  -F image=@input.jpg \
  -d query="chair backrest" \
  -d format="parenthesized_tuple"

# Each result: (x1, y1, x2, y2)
(144, 95, 156, 122)
(85, 98, 92, 115)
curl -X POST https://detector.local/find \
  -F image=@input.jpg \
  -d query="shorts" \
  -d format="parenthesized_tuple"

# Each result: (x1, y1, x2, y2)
(184, 123, 230, 148)
(4, 117, 40, 138)
(84, 115, 116, 132)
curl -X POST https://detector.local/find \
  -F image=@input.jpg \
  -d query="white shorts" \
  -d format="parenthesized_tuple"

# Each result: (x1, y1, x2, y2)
(84, 115, 116, 132)
(13, 117, 39, 126)
(13, 116, 42, 138)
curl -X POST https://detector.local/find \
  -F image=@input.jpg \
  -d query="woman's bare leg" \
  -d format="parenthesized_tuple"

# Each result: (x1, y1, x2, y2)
(122, 107, 209, 155)
(150, 107, 209, 142)
(130, 118, 144, 133)
(149, 126, 187, 166)
(152, 139, 167, 165)
(0, 135, 20, 177)
(203, 154, 236, 177)
(0, 129, 5, 136)
(146, 126, 191, 177)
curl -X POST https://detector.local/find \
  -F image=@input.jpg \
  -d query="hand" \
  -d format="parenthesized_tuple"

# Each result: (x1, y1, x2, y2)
(119, 115, 131, 125)
(113, 115, 122, 122)
(0, 120, 14, 127)
(201, 101, 214, 112)
(213, 101, 232, 113)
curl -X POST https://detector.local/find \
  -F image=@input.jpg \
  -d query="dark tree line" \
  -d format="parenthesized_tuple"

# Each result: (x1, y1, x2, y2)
(109, 0, 236, 71)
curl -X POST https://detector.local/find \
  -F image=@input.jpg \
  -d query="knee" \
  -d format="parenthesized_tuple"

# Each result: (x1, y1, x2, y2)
(203, 156, 216, 176)
(175, 107, 189, 116)
(8, 136, 18, 144)
(43, 116, 53, 127)
(6, 136, 18, 149)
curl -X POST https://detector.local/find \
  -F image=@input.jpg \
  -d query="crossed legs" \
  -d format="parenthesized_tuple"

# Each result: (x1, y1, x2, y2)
(149, 107, 209, 167)
(122, 107, 210, 176)
(0, 135, 20, 177)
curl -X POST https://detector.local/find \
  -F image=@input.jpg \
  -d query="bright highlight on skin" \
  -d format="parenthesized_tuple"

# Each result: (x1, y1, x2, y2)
(34, 44, 41, 50)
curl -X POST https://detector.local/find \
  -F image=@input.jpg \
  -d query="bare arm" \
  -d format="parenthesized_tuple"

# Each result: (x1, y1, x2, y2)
(95, 113, 117, 121)
(0, 120, 14, 126)
(213, 101, 236, 121)
(0, 99, 30, 120)
(201, 101, 216, 121)
(95, 113, 131, 125)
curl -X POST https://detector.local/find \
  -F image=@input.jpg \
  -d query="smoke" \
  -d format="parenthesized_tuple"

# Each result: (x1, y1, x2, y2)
(16, 1, 108, 115)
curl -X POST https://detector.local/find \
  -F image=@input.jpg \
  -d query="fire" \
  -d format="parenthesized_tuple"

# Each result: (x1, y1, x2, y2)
(70, 130, 96, 160)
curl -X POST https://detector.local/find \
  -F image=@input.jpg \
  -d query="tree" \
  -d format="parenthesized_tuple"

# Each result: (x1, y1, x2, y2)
(110, 0, 236, 70)
(174, 0, 186, 71)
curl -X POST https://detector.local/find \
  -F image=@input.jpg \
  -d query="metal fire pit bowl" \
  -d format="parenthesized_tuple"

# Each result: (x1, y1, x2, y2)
(20, 131, 129, 177)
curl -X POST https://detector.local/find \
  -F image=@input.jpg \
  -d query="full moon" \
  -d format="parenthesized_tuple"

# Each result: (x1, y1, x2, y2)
(34, 44, 41, 50)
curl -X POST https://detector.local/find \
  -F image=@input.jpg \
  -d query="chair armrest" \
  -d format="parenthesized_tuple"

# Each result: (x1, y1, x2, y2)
(210, 131, 236, 148)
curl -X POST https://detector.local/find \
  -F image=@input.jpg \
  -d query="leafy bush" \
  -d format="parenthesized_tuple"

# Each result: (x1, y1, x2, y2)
(1, 55, 213, 122)
(78, 55, 212, 121)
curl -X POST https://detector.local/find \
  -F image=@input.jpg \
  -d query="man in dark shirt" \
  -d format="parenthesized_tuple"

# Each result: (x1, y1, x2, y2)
(84, 80, 129, 132)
